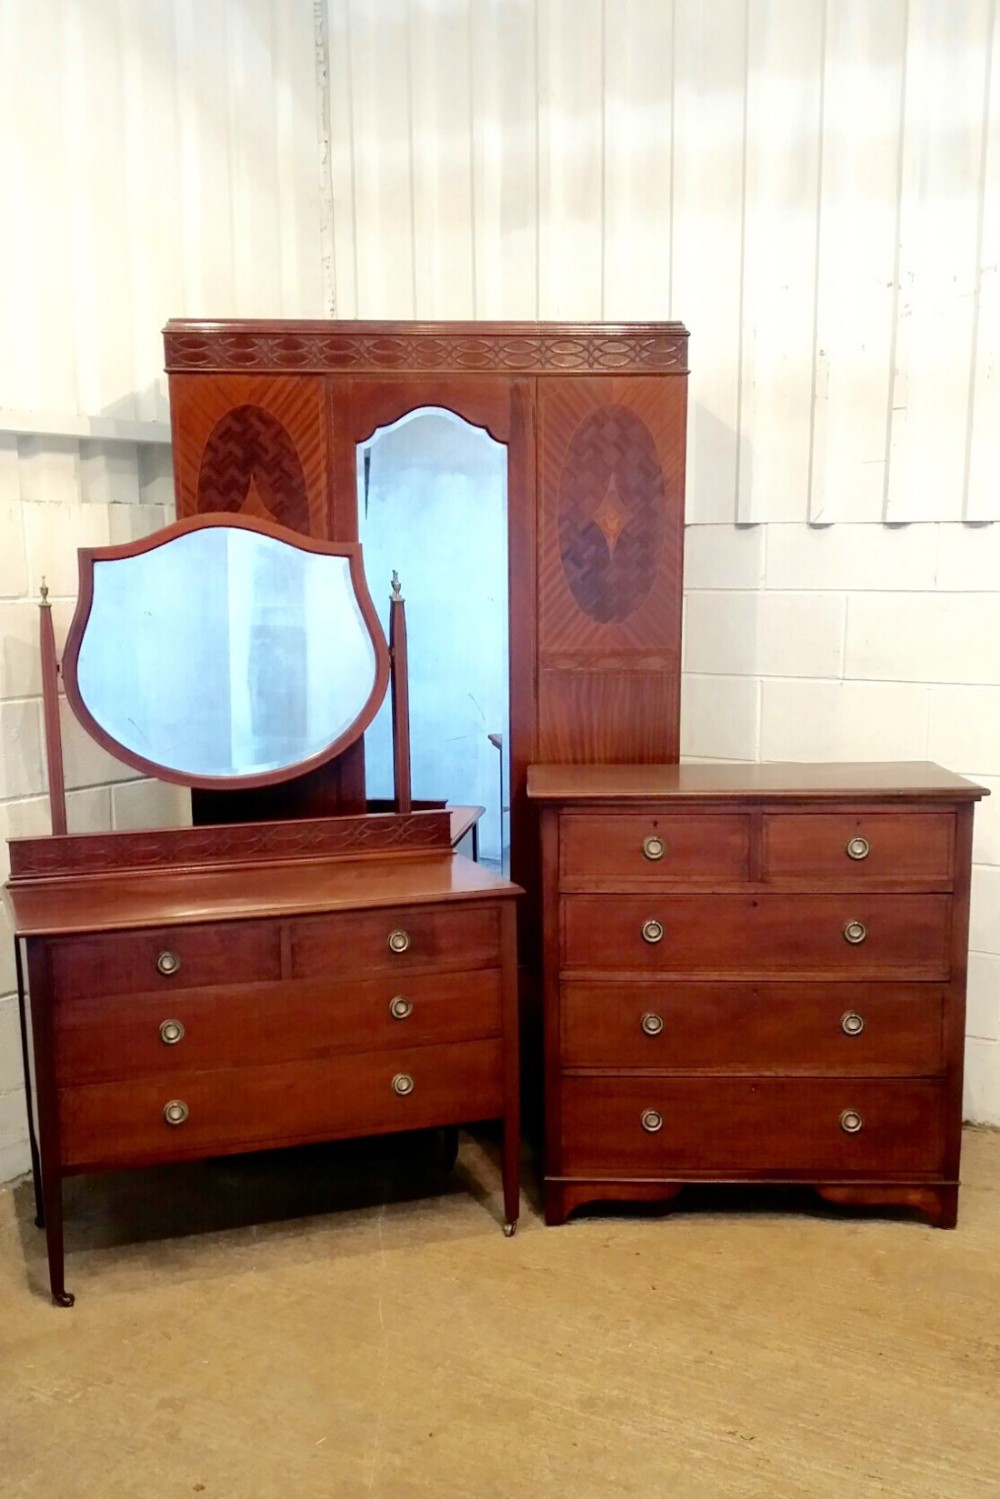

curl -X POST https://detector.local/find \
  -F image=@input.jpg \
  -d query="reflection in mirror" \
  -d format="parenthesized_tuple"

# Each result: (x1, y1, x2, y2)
(358, 408, 509, 872)
(74, 527, 379, 780)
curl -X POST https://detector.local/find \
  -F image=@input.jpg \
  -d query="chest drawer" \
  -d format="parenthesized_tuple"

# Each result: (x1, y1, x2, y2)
(560, 981, 945, 1074)
(290, 903, 500, 978)
(559, 1077, 947, 1178)
(54, 968, 504, 1084)
(560, 813, 749, 882)
(562, 894, 951, 979)
(59, 1038, 505, 1170)
(762, 812, 954, 886)
(47, 921, 282, 1000)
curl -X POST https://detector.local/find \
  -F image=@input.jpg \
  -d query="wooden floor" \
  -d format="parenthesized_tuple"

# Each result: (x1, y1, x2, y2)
(2, 1127, 999, 1498)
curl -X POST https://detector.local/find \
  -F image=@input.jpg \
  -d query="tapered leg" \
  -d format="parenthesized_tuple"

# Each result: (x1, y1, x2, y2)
(502, 1106, 519, 1236)
(499, 903, 519, 1237)
(41, 1167, 73, 1306)
(14, 943, 44, 1229)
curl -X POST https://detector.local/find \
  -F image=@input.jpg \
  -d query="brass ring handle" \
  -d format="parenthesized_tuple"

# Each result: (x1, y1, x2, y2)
(642, 835, 665, 862)
(156, 949, 181, 977)
(640, 1108, 664, 1134)
(163, 1099, 189, 1126)
(839, 1108, 864, 1134)
(640, 1012, 665, 1037)
(389, 996, 413, 1020)
(841, 1011, 865, 1037)
(391, 1072, 414, 1097)
(843, 920, 867, 945)
(159, 1019, 185, 1046)
(387, 929, 411, 954)
(641, 919, 665, 945)
(846, 835, 870, 861)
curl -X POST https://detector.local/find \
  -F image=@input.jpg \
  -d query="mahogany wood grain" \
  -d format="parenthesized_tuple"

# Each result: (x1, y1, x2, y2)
(289, 903, 500, 978)
(533, 765, 987, 1231)
(54, 969, 504, 1085)
(7, 807, 453, 882)
(558, 1077, 948, 1178)
(560, 982, 946, 1075)
(59, 1039, 504, 1172)
(561, 893, 951, 980)
(814, 1183, 958, 1229)
(761, 812, 955, 884)
(38, 595, 67, 835)
(527, 761, 985, 802)
(6, 853, 516, 939)
(560, 812, 749, 882)
(47, 921, 282, 1000)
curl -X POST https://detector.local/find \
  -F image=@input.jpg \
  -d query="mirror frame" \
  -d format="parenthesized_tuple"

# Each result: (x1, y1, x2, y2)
(61, 511, 392, 790)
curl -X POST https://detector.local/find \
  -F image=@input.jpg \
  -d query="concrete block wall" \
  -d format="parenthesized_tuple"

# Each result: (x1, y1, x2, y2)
(681, 521, 1000, 1125)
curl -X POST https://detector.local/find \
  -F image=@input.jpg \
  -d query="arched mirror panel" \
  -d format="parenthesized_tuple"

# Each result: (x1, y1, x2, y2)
(62, 516, 390, 788)
(358, 407, 510, 872)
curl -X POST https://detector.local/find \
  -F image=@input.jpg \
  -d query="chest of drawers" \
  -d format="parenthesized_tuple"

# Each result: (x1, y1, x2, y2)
(528, 761, 985, 1229)
(7, 825, 520, 1305)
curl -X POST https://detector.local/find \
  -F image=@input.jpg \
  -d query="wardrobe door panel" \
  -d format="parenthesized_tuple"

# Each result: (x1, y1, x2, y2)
(537, 376, 687, 763)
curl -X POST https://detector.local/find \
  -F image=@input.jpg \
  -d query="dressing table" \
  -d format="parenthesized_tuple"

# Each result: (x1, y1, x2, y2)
(5, 513, 521, 1305)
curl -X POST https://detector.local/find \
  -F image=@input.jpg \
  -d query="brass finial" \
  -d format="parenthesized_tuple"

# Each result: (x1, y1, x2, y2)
(39, 576, 50, 608)
(391, 570, 403, 602)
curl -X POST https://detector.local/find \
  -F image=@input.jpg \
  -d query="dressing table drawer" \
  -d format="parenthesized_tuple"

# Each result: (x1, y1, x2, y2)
(47, 922, 282, 1000)
(561, 893, 951, 978)
(290, 903, 500, 976)
(58, 1039, 505, 1170)
(558, 1077, 948, 1178)
(762, 812, 955, 886)
(560, 812, 748, 882)
(54, 969, 505, 1084)
(559, 982, 946, 1074)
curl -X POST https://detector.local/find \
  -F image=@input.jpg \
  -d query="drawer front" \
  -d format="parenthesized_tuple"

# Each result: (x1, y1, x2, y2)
(559, 1077, 947, 1177)
(291, 903, 499, 978)
(54, 969, 503, 1085)
(47, 921, 282, 1000)
(762, 811, 955, 885)
(560, 982, 945, 1074)
(562, 894, 951, 979)
(59, 1039, 504, 1169)
(560, 812, 749, 882)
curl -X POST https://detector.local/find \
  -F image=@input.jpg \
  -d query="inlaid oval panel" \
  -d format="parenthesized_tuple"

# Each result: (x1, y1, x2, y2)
(558, 405, 665, 624)
(197, 405, 310, 532)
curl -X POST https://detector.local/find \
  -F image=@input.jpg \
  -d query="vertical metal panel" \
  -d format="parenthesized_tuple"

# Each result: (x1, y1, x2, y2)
(603, 0, 674, 321)
(536, 0, 604, 319)
(966, 1, 1000, 522)
(410, 0, 476, 318)
(737, 0, 825, 524)
(885, 0, 995, 522)
(809, 0, 907, 524)
(469, 0, 539, 319)
(671, 0, 748, 522)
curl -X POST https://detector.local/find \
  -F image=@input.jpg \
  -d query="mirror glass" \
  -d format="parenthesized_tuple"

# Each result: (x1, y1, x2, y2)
(74, 526, 379, 779)
(358, 408, 509, 872)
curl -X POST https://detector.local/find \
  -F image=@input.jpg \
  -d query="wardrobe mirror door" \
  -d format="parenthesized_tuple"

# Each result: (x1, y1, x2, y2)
(358, 407, 510, 874)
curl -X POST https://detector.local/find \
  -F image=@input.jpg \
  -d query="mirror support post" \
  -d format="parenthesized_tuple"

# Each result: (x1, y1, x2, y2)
(38, 581, 67, 836)
(389, 572, 412, 815)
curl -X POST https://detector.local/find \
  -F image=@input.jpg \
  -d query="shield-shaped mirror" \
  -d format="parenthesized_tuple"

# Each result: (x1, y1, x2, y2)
(61, 514, 390, 787)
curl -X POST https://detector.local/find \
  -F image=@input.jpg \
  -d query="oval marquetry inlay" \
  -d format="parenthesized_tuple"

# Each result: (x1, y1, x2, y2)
(557, 405, 665, 624)
(197, 405, 310, 531)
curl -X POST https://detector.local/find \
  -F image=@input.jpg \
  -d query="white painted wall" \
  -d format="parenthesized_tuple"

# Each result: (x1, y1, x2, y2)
(2, 0, 999, 1183)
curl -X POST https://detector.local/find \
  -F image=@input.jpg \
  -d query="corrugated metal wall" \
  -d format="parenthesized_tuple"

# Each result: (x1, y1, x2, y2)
(325, 0, 998, 525)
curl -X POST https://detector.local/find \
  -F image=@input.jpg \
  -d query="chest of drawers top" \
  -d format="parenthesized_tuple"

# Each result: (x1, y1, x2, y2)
(528, 761, 985, 889)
